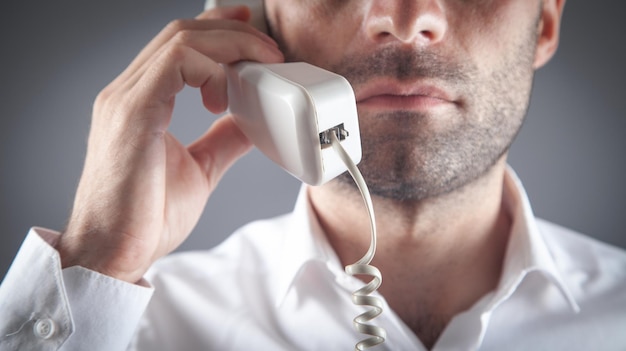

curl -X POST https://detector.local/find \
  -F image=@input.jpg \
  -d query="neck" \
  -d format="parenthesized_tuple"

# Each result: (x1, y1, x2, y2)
(309, 158, 512, 348)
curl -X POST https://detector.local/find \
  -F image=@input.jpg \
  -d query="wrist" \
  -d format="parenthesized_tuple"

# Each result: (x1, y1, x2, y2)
(55, 230, 149, 284)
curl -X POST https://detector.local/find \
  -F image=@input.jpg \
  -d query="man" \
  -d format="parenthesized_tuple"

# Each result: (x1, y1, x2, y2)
(1, 0, 625, 350)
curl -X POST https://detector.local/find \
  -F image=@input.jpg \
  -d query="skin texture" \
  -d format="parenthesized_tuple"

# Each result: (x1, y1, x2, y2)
(267, 0, 540, 201)
(56, 7, 285, 282)
(56, 1, 565, 349)
(265, 0, 565, 347)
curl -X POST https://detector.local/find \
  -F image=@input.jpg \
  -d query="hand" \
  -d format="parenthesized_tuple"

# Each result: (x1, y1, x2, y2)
(55, 6, 284, 283)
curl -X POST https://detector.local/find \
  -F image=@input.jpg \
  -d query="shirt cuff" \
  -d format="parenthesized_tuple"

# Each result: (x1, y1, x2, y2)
(0, 227, 154, 350)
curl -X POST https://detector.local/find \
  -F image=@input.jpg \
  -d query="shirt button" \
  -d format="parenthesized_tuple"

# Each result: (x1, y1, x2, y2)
(33, 318, 56, 339)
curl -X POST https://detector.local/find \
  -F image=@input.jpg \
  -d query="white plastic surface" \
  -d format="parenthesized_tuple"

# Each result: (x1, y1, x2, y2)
(204, 0, 267, 33)
(226, 62, 361, 186)
(330, 133, 386, 350)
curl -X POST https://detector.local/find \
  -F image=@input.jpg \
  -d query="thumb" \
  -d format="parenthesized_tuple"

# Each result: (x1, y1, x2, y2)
(188, 114, 253, 189)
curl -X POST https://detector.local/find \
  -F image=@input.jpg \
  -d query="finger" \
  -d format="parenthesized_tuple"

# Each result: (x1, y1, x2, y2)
(167, 29, 283, 65)
(195, 5, 250, 21)
(117, 17, 276, 86)
(135, 5, 251, 71)
(130, 28, 282, 113)
(127, 46, 227, 129)
(188, 114, 252, 189)
(196, 6, 276, 47)
(199, 61, 228, 114)
(102, 27, 283, 136)
(119, 22, 282, 93)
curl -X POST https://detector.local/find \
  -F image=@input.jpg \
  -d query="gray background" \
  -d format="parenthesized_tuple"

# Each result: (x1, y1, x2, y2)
(1, 1, 624, 281)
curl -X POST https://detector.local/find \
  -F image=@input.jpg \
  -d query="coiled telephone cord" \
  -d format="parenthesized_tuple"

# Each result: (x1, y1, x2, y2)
(330, 132, 386, 350)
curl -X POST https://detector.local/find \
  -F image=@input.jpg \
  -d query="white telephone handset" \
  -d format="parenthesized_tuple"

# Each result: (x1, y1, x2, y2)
(205, 0, 362, 186)
(205, 1, 386, 349)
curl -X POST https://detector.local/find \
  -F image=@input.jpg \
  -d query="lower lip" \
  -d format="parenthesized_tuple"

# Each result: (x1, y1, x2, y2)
(358, 94, 451, 111)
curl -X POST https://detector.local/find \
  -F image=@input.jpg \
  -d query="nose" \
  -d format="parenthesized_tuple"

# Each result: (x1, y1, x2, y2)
(364, 0, 448, 46)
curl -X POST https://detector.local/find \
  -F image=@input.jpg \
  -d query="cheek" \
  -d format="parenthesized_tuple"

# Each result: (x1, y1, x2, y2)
(450, 0, 540, 68)
(266, 1, 361, 67)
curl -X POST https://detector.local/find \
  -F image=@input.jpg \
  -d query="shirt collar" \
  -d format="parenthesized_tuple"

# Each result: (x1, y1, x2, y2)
(272, 185, 341, 307)
(491, 166, 580, 312)
(272, 167, 580, 312)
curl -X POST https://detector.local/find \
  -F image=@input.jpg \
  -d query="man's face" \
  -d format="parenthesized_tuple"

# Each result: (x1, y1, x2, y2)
(265, 0, 545, 201)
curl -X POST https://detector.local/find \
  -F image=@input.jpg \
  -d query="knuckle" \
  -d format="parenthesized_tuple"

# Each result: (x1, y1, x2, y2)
(95, 86, 114, 109)
(162, 42, 189, 65)
(164, 18, 190, 34)
(172, 29, 195, 46)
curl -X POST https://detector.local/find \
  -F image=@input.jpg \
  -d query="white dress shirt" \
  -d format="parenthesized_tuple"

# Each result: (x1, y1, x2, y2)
(1, 168, 625, 350)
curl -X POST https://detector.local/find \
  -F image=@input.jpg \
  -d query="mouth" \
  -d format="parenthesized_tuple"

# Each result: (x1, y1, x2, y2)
(354, 80, 458, 111)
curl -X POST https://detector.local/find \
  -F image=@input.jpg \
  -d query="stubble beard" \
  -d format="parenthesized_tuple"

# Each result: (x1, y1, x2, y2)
(273, 13, 541, 203)
(327, 35, 539, 202)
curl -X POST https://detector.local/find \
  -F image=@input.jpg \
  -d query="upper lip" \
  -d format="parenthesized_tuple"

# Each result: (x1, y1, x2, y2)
(354, 79, 456, 104)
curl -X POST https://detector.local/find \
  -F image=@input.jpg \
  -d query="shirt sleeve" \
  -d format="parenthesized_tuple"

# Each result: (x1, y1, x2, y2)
(0, 228, 154, 351)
